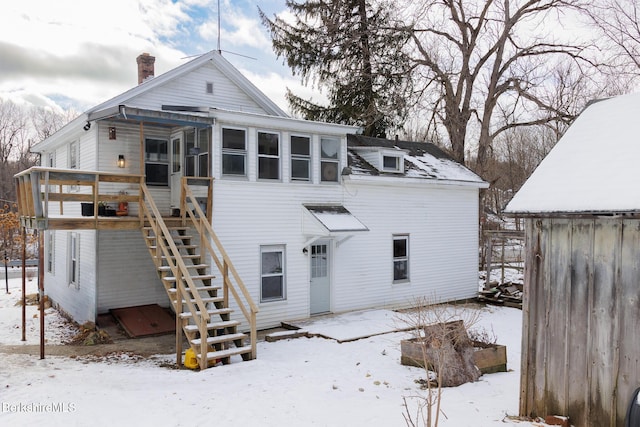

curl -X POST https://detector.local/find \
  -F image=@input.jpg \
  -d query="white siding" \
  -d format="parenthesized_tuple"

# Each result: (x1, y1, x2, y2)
(96, 230, 169, 312)
(212, 178, 481, 330)
(128, 62, 268, 114)
(45, 230, 97, 323)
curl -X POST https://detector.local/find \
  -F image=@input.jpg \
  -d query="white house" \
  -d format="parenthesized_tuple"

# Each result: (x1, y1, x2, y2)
(21, 50, 487, 366)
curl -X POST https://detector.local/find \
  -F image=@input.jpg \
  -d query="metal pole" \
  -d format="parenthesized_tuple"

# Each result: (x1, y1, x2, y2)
(38, 230, 45, 359)
(21, 227, 26, 341)
(4, 250, 8, 294)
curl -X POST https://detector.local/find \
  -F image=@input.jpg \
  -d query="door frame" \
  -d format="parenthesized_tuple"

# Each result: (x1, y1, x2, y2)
(169, 131, 183, 211)
(309, 239, 332, 315)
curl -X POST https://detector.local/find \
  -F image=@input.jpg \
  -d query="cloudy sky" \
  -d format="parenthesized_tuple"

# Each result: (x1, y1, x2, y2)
(0, 0, 318, 114)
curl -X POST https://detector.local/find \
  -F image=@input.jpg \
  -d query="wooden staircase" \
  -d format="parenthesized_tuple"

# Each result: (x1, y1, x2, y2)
(139, 178, 258, 369)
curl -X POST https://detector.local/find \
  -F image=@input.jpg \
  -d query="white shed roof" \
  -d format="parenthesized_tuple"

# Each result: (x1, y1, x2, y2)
(505, 92, 640, 214)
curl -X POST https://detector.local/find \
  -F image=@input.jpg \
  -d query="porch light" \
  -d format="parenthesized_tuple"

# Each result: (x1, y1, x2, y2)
(117, 154, 125, 168)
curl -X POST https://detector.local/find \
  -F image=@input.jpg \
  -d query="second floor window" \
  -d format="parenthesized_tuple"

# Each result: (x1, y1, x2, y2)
(291, 135, 310, 181)
(222, 128, 246, 176)
(258, 131, 280, 180)
(320, 137, 340, 182)
(185, 128, 210, 177)
(145, 138, 169, 186)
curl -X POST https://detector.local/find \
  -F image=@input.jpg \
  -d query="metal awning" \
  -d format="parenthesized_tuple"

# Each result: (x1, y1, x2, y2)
(304, 205, 369, 233)
(87, 105, 214, 128)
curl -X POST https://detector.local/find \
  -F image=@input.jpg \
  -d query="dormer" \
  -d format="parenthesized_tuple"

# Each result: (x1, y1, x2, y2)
(351, 146, 406, 174)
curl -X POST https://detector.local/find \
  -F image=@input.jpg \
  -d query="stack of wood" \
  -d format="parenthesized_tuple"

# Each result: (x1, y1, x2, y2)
(478, 283, 523, 309)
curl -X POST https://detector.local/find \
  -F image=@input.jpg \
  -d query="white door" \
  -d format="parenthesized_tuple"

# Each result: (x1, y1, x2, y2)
(170, 133, 183, 211)
(310, 242, 331, 315)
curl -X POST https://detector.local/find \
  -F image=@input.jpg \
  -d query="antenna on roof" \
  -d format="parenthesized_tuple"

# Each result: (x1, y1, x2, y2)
(217, 0, 221, 53)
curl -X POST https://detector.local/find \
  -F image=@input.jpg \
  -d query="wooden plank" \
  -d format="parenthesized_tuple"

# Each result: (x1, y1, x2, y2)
(565, 218, 593, 427)
(545, 219, 571, 416)
(615, 219, 640, 426)
(589, 218, 619, 427)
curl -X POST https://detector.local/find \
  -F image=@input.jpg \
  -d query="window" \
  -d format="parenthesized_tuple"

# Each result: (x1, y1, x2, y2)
(185, 128, 210, 177)
(383, 155, 401, 172)
(393, 235, 409, 282)
(320, 137, 340, 182)
(260, 246, 285, 302)
(172, 137, 181, 174)
(68, 232, 79, 288)
(258, 131, 280, 180)
(69, 141, 78, 169)
(206, 82, 213, 94)
(291, 135, 311, 181)
(222, 128, 246, 176)
(145, 138, 169, 185)
(68, 142, 79, 191)
(46, 231, 54, 274)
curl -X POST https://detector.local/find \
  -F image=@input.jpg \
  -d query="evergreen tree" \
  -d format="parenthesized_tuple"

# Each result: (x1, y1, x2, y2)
(260, 0, 411, 137)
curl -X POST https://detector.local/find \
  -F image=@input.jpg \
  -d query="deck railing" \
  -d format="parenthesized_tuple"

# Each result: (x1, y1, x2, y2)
(180, 177, 259, 360)
(14, 167, 143, 230)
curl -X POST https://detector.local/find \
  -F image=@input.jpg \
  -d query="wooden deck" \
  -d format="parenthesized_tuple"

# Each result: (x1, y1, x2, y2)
(14, 167, 194, 232)
(14, 167, 259, 369)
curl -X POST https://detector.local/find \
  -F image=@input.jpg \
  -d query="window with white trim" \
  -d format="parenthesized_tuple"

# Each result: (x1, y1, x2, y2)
(68, 232, 79, 288)
(185, 128, 210, 177)
(145, 138, 169, 185)
(320, 137, 340, 182)
(393, 234, 409, 282)
(382, 154, 403, 173)
(69, 141, 78, 169)
(222, 128, 246, 176)
(258, 131, 280, 180)
(291, 135, 311, 181)
(260, 245, 286, 302)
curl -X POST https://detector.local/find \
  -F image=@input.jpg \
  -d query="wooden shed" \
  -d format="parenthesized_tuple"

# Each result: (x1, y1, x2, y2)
(505, 93, 640, 427)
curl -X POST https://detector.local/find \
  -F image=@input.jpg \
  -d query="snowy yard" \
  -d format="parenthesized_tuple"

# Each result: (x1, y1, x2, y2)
(0, 274, 547, 427)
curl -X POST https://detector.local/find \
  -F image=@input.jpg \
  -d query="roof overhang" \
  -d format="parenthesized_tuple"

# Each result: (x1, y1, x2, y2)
(87, 105, 214, 128)
(302, 205, 369, 246)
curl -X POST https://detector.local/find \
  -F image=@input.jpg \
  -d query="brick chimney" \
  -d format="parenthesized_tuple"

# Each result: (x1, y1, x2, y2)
(136, 53, 155, 84)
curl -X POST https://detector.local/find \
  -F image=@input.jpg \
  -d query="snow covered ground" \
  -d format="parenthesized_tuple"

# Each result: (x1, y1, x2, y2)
(0, 274, 548, 427)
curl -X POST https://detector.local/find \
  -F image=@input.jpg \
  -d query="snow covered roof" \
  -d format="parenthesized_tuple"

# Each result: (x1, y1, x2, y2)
(304, 205, 369, 232)
(346, 135, 487, 186)
(506, 92, 640, 215)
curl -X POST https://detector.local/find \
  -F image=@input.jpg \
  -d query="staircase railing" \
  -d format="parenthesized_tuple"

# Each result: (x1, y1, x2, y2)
(139, 182, 212, 366)
(179, 177, 259, 360)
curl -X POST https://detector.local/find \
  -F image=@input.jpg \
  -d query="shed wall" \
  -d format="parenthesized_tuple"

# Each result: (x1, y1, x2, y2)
(521, 217, 640, 427)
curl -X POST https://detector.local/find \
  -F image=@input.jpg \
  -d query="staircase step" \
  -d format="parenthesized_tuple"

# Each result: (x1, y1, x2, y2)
(158, 254, 201, 260)
(179, 307, 233, 319)
(197, 345, 253, 362)
(190, 333, 247, 346)
(163, 274, 216, 283)
(150, 244, 198, 250)
(179, 296, 224, 304)
(168, 285, 221, 294)
(144, 226, 189, 233)
(184, 320, 240, 333)
(145, 234, 194, 242)
(158, 263, 208, 272)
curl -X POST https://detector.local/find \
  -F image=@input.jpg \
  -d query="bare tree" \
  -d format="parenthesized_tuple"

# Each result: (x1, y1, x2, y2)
(588, 0, 640, 73)
(0, 100, 73, 201)
(0, 100, 30, 201)
(406, 0, 593, 176)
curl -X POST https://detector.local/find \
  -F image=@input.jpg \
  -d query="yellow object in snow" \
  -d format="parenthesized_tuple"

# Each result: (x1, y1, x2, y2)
(184, 348, 198, 369)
